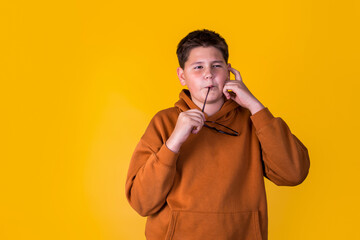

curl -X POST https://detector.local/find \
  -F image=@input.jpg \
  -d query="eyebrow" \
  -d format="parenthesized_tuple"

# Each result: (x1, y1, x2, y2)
(190, 60, 225, 66)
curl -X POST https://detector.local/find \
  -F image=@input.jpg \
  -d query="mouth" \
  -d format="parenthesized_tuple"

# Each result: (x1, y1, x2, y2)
(205, 85, 214, 89)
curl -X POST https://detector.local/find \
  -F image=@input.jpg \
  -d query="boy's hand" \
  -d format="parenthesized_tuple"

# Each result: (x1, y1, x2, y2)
(223, 64, 265, 115)
(166, 109, 205, 153)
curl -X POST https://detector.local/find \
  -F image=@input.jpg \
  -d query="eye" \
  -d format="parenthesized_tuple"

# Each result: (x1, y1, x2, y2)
(194, 66, 203, 69)
(213, 64, 222, 68)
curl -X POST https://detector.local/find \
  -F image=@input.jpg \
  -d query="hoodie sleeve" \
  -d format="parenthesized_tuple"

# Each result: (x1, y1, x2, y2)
(250, 108, 310, 186)
(125, 113, 179, 217)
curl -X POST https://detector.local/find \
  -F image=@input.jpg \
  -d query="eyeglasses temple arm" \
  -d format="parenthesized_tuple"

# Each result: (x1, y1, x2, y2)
(201, 87, 211, 112)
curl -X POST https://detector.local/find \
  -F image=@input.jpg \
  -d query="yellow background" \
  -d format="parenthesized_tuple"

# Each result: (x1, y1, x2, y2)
(1, 0, 360, 239)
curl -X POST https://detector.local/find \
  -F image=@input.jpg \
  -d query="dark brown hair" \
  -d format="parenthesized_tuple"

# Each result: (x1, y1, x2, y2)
(176, 29, 229, 69)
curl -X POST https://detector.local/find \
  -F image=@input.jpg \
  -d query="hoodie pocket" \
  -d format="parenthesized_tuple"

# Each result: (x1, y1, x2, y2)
(165, 210, 263, 240)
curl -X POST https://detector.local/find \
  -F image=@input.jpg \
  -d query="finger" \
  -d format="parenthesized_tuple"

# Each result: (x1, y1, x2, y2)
(187, 109, 206, 121)
(228, 66, 242, 81)
(185, 111, 205, 121)
(183, 112, 205, 127)
(191, 122, 204, 134)
(223, 87, 231, 99)
(223, 84, 239, 99)
(191, 126, 199, 134)
(192, 127, 199, 134)
(190, 116, 205, 127)
(189, 117, 204, 134)
(224, 80, 242, 87)
(223, 82, 237, 92)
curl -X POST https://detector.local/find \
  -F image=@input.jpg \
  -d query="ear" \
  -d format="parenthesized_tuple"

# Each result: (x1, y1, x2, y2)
(227, 63, 231, 80)
(177, 67, 187, 86)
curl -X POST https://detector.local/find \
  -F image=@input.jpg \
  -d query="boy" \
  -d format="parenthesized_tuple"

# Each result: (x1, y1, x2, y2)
(125, 29, 310, 240)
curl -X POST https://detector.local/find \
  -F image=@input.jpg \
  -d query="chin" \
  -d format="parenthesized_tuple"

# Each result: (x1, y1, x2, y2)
(207, 95, 224, 103)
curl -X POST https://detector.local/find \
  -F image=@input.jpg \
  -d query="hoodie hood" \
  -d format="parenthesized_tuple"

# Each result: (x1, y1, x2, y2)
(174, 89, 242, 123)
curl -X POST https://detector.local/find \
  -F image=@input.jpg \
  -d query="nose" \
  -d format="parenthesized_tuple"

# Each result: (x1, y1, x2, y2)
(204, 67, 213, 79)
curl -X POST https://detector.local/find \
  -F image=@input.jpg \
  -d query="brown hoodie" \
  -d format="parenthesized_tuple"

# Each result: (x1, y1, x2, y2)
(125, 89, 310, 240)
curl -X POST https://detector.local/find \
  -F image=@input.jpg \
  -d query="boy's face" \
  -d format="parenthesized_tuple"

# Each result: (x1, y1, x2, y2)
(177, 46, 230, 108)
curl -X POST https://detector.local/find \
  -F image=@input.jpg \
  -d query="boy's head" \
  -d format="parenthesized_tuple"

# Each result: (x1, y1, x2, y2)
(176, 29, 229, 69)
(176, 29, 231, 108)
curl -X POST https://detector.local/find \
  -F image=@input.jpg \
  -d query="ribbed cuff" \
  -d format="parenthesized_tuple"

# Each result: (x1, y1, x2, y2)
(155, 144, 180, 168)
(250, 107, 275, 131)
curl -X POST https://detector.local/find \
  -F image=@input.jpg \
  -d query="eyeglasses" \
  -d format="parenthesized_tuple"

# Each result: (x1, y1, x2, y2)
(201, 88, 239, 136)
(203, 121, 239, 136)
